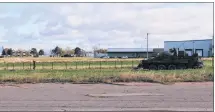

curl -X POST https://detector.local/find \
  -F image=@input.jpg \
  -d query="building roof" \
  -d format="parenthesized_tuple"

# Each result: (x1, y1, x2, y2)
(164, 39, 212, 43)
(107, 48, 154, 52)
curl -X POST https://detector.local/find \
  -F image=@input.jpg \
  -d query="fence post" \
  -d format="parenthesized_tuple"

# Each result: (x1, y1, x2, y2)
(33, 60, 36, 70)
(52, 62, 53, 70)
(76, 61, 77, 69)
(100, 61, 101, 70)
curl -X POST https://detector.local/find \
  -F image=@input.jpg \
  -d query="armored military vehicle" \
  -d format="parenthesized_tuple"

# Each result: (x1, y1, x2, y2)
(134, 48, 204, 70)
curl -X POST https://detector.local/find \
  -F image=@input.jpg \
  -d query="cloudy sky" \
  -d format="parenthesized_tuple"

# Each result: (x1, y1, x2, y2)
(0, 3, 213, 52)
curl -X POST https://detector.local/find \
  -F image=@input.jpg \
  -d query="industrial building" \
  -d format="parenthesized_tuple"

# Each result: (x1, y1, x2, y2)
(164, 39, 213, 57)
(0, 46, 3, 56)
(107, 48, 164, 58)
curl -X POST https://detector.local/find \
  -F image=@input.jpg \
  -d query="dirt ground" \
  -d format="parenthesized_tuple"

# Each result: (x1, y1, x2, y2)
(0, 82, 213, 112)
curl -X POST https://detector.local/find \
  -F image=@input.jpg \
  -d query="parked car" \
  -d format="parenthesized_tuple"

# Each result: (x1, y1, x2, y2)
(103, 56, 109, 58)
(121, 56, 128, 59)
(62, 54, 74, 57)
(100, 56, 109, 58)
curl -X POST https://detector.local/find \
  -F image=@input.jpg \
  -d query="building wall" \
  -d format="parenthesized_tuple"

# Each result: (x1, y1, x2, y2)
(153, 48, 164, 53)
(108, 52, 133, 58)
(94, 52, 107, 58)
(0, 47, 3, 56)
(212, 37, 214, 56)
(107, 52, 154, 58)
(164, 39, 213, 57)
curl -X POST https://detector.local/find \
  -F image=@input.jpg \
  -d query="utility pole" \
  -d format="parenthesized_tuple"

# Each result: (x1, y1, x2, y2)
(147, 33, 149, 59)
(192, 40, 195, 55)
(212, 35, 214, 67)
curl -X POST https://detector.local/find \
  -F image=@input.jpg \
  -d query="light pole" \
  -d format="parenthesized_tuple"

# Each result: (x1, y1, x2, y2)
(193, 40, 195, 55)
(212, 35, 214, 67)
(147, 33, 149, 59)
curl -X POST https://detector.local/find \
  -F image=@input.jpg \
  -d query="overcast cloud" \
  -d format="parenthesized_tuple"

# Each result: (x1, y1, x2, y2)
(0, 3, 213, 51)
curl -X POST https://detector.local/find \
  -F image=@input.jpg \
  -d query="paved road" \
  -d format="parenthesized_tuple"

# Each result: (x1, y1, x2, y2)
(0, 82, 213, 112)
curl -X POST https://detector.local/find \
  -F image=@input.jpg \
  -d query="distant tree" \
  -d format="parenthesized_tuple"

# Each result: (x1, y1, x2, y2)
(55, 46, 63, 57)
(30, 48, 38, 57)
(39, 49, 45, 56)
(51, 49, 55, 56)
(2, 49, 6, 56)
(7, 48, 13, 56)
(74, 47, 81, 57)
(51, 46, 63, 57)
(1, 48, 11, 57)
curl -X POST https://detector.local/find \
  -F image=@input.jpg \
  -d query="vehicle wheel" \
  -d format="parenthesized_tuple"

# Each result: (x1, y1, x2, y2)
(177, 64, 186, 69)
(158, 65, 166, 70)
(168, 65, 176, 70)
(193, 66, 198, 69)
(149, 65, 157, 70)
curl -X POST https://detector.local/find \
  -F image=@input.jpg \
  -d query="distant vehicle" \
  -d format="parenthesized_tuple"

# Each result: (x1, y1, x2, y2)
(121, 56, 128, 59)
(62, 54, 74, 57)
(100, 56, 109, 58)
(133, 48, 204, 70)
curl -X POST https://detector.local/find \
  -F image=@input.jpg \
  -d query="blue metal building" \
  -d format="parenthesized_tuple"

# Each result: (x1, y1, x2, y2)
(164, 39, 213, 57)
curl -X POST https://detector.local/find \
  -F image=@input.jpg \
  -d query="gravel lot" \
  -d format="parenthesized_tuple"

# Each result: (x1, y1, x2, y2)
(0, 82, 213, 112)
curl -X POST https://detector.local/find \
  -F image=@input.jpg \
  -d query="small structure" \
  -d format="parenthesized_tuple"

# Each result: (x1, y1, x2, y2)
(107, 48, 164, 58)
(164, 39, 213, 57)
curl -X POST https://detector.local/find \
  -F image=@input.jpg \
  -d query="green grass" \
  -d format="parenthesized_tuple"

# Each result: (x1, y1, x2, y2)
(0, 60, 213, 84)
(1, 60, 140, 70)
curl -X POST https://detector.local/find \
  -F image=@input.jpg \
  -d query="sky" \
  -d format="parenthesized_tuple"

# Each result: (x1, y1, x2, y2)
(0, 3, 213, 52)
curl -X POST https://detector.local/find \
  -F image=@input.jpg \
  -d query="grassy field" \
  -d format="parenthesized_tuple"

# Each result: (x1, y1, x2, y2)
(1, 60, 141, 70)
(0, 57, 144, 63)
(0, 57, 213, 70)
(0, 57, 212, 62)
(0, 59, 213, 84)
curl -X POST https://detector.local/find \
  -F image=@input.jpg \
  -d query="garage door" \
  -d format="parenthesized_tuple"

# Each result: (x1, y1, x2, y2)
(196, 49, 203, 57)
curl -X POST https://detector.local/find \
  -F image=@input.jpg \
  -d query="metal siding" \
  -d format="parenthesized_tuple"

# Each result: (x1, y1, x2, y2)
(108, 52, 154, 58)
(108, 52, 134, 58)
(164, 39, 212, 57)
(107, 48, 154, 52)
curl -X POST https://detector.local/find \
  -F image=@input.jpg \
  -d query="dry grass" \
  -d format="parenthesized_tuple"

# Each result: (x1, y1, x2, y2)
(0, 57, 143, 63)
(0, 63, 213, 84)
(0, 58, 213, 84)
(0, 57, 212, 63)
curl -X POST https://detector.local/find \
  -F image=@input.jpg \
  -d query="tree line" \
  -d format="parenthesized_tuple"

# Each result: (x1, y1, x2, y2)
(1, 46, 89, 57)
